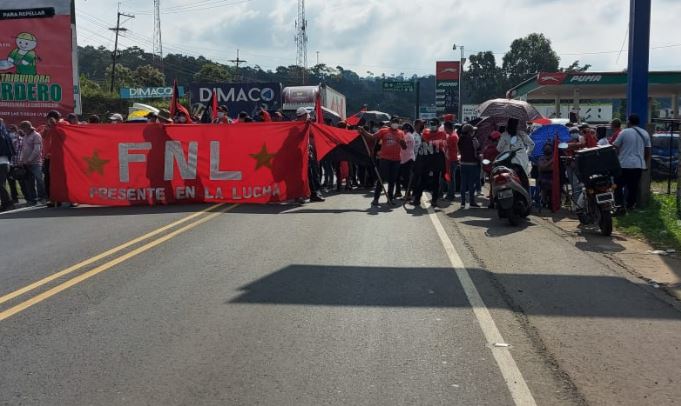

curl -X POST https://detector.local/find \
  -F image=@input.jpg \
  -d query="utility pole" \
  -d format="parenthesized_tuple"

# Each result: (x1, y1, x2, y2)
(109, 4, 134, 93)
(229, 49, 247, 82)
(295, 0, 308, 84)
(316, 51, 319, 66)
(152, 0, 164, 81)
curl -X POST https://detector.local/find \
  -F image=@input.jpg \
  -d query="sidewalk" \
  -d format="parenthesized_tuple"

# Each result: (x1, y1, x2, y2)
(536, 209, 681, 302)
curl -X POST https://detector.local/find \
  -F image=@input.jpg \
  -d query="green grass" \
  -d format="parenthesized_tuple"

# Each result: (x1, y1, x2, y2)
(614, 194, 681, 251)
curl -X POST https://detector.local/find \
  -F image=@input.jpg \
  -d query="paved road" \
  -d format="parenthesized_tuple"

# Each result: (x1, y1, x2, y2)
(1, 192, 680, 405)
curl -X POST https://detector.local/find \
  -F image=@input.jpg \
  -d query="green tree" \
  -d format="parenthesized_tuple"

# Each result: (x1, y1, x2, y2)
(134, 64, 166, 87)
(502, 33, 560, 87)
(104, 64, 136, 90)
(193, 63, 231, 82)
(464, 51, 505, 103)
(561, 60, 591, 73)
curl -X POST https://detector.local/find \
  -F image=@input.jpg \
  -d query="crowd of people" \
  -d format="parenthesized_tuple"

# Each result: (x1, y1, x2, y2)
(0, 104, 651, 217)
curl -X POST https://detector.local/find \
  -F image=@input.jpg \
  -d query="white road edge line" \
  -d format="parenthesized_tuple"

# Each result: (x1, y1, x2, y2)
(427, 206, 537, 406)
(0, 205, 45, 216)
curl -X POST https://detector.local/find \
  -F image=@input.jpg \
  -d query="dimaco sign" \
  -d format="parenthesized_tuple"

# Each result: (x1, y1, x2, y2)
(120, 86, 185, 99)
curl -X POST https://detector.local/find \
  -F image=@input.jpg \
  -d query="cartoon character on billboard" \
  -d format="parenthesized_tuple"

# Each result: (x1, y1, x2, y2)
(6, 33, 39, 75)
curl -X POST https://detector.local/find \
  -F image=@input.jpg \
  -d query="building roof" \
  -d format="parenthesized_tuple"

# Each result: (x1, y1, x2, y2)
(507, 71, 681, 101)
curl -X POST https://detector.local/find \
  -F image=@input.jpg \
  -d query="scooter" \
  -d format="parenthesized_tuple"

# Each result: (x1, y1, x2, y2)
(484, 147, 532, 226)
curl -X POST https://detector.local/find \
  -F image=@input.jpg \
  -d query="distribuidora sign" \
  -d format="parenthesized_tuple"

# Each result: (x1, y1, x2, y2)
(120, 86, 185, 99)
(0, 0, 80, 123)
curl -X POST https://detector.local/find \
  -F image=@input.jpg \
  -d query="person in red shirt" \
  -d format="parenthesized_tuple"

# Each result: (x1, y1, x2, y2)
(444, 121, 459, 200)
(608, 118, 622, 144)
(359, 116, 407, 206)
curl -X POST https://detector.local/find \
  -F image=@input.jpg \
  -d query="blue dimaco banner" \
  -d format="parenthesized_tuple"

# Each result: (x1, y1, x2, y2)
(120, 86, 185, 99)
(189, 82, 282, 119)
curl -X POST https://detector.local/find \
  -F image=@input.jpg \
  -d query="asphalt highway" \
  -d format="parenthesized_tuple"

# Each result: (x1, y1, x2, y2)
(1, 192, 680, 405)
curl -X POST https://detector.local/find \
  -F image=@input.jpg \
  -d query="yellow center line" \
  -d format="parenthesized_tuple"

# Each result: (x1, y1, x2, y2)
(0, 203, 227, 306)
(0, 204, 236, 322)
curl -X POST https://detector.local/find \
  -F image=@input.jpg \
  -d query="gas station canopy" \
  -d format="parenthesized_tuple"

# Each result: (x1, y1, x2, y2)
(508, 71, 681, 101)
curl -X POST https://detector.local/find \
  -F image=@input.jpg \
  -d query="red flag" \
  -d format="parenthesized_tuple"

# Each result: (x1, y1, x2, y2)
(551, 134, 561, 212)
(50, 122, 310, 205)
(169, 80, 193, 123)
(346, 105, 368, 126)
(315, 88, 324, 124)
(211, 89, 218, 121)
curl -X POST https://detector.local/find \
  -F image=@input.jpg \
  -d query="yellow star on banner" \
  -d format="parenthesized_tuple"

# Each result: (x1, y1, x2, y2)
(249, 143, 276, 170)
(83, 150, 110, 176)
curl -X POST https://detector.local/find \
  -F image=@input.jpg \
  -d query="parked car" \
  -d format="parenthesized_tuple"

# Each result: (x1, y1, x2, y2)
(650, 132, 679, 179)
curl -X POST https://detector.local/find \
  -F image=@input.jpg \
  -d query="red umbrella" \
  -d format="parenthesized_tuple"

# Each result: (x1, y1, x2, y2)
(532, 117, 552, 125)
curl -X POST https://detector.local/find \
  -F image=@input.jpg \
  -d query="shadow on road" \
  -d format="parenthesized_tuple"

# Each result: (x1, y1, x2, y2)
(229, 265, 681, 320)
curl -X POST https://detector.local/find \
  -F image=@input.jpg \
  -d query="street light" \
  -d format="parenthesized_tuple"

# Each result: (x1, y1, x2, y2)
(452, 44, 464, 122)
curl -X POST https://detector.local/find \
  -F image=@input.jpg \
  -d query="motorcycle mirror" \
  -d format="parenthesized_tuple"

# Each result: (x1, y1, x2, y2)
(482, 159, 491, 165)
(558, 142, 569, 149)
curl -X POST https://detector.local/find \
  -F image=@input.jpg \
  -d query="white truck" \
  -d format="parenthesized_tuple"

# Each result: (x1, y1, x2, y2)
(282, 84, 347, 122)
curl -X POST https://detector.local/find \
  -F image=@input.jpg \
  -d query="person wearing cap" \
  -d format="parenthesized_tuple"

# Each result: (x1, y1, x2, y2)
(88, 115, 101, 124)
(215, 105, 231, 124)
(109, 113, 124, 124)
(359, 116, 407, 206)
(7, 33, 38, 75)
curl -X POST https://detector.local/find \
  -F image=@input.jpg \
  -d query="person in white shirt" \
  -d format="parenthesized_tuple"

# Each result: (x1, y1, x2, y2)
(395, 122, 416, 198)
(612, 114, 651, 211)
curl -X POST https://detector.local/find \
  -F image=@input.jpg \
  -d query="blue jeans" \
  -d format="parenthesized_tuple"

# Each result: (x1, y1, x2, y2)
(446, 161, 459, 200)
(460, 164, 478, 205)
(23, 164, 45, 203)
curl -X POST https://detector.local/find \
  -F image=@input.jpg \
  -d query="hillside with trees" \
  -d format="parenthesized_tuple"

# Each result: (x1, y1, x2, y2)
(78, 33, 589, 118)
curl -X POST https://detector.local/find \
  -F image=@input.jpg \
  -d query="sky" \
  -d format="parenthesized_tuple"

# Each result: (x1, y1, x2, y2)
(75, 0, 681, 78)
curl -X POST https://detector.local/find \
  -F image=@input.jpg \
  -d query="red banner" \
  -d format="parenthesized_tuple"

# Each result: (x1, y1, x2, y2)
(50, 122, 311, 205)
(0, 1, 77, 124)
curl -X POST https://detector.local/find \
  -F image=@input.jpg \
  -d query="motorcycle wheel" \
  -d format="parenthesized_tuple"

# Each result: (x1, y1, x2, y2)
(599, 209, 613, 236)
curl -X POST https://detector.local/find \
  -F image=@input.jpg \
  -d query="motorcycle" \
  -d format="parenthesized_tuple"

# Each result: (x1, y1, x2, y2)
(484, 147, 532, 226)
(573, 146, 619, 236)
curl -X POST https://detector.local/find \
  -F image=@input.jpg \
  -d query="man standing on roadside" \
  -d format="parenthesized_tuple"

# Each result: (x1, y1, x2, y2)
(613, 114, 651, 213)
(17, 121, 45, 205)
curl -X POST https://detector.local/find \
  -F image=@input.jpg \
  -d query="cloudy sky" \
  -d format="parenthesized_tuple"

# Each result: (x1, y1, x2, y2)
(75, 0, 681, 78)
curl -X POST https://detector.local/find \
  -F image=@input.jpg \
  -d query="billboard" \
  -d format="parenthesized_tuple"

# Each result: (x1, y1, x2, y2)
(435, 61, 460, 115)
(188, 82, 281, 119)
(120, 86, 185, 99)
(0, 0, 79, 124)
